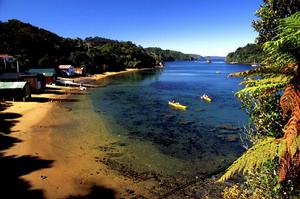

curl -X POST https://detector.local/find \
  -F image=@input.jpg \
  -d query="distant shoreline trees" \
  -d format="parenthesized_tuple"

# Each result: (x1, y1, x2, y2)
(225, 43, 264, 64)
(225, 0, 300, 65)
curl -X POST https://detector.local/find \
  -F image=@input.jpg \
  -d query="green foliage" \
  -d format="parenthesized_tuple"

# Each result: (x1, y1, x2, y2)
(227, 1, 300, 65)
(222, 185, 249, 199)
(245, 159, 281, 198)
(223, 158, 298, 198)
(263, 12, 300, 70)
(252, 0, 300, 43)
(232, 74, 288, 139)
(38, 55, 57, 68)
(0, 19, 62, 70)
(223, 159, 284, 199)
(0, 20, 199, 73)
(237, 75, 290, 97)
(219, 137, 285, 182)
(0, 19, 158, 73)
(145, 47, 199, 63)
(225, 43, 264, 64)
(221, 12, 300, 196)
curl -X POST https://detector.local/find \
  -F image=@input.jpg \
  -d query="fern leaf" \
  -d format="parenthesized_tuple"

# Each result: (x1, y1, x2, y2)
(218, 138, 283, 182)
(278, 84, 300, 182)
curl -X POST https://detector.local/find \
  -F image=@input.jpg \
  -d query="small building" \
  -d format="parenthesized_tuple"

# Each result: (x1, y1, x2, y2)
(28, 68, 57, 84)
(0, 54, 15, 62)
(58, 65, 75, 77)
(0, 72, 45, 92)
(0, 81, 31, 101)
(0, 54, 15, 70)
(21, 73, 46, 91)
(74, 67, 86, 76)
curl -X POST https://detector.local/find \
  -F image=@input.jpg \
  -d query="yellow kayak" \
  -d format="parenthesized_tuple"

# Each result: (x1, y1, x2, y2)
(168, 101, 187, 110)
(201, 95, 212, 103)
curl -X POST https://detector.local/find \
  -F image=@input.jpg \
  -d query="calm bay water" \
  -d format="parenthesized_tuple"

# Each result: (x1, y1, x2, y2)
(90, 60, 251, 182)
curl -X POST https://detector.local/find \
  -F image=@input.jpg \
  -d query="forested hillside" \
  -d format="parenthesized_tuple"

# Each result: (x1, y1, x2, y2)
(145, 47, 199, 62)
(225, 43, 264, 64)
(0, 20, 196, 73)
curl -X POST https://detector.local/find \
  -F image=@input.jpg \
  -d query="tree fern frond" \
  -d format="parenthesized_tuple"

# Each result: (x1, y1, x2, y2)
(240, 75, 291, 87)
(278, 84, 300, 182)
(229, 66, 284, 77)
(236, 82, 286, 98)
(290, 134, 300, 158)
(223, 12, 300, 185)
(218, 138, 284, 182)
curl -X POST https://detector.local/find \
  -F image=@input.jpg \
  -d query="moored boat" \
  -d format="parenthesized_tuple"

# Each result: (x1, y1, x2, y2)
(251, 64, 260, 67)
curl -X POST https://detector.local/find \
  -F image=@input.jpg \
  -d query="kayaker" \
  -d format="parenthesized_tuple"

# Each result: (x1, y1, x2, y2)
(201, 94, 212, 102)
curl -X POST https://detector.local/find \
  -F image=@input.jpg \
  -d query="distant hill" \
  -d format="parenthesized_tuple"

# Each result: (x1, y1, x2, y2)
(0, 19, 199, 73)
(145, 47, 200, 63)
(200, 56, 225, 61)
(84, 36, 117, 46)
(225, 43, 264, 64)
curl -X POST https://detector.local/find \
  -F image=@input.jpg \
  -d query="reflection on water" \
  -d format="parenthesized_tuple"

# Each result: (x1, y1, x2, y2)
(91, 61, 250, 183)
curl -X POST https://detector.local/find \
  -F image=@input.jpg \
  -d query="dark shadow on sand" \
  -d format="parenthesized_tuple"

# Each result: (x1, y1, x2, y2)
(29, 97, 80, 103)
(0, 153, 54, 199)
(0, 102, 54, 199)
(0, 102, 117, 199)
(66, 185, 116, 199)
(0, 102, 13, 111)
(0, 112, 22, 134)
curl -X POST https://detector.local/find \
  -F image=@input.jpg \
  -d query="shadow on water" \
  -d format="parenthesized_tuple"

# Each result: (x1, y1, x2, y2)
(0, 102, 117, 199)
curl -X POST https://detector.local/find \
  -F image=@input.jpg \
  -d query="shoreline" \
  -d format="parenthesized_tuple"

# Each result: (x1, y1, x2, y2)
(0, 67, 227, 198)
(58, 68, 152, 86)
(0, 68, 157, 198)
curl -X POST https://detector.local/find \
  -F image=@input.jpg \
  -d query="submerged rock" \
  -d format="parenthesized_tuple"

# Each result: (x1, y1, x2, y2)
(129, 131, 141, 135)
(216, 134, 239, 142)
(208, 128, 217, 132)
(226, 135, 239, 142)
(178, 120, 194, 125)
(216, 124, 240, 131)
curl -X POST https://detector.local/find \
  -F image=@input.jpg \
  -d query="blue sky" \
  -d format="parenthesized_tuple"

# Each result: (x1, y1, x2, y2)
(0, 0, 262, 56)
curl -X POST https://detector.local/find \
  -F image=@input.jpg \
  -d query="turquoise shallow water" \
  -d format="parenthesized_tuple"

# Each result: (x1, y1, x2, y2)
(90, 60, 251, 180)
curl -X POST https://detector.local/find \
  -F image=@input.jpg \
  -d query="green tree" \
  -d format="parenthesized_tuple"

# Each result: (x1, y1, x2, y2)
(253, 0, 300, 43)
(0, 20, 158, 73)
(225, 43, 264, 64)
(220, 12, 300, 198)
(38, 55, 56, 68)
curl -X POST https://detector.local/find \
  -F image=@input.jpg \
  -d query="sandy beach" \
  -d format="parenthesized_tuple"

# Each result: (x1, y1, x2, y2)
(0, 68, 227, 199)
(0, 69, 157, 199)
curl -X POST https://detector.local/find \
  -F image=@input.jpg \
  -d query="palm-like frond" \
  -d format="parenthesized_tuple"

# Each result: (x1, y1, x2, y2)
(237, 75, 291, 98)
